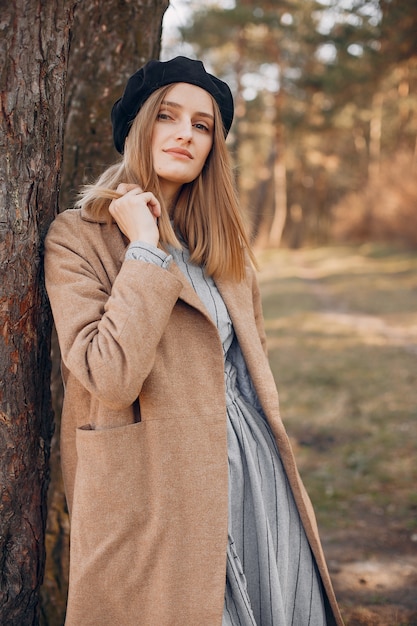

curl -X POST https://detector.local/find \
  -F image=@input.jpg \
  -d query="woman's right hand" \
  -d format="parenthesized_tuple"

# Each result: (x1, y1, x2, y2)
(109, 183, 161, 246)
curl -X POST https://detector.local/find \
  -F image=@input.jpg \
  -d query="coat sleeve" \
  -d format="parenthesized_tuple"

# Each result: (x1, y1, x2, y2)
(44, 212, 183, 410)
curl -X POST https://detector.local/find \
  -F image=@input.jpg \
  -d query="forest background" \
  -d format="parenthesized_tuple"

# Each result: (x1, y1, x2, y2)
(1, 1, 416, 625)
(161, 0, 417, 251)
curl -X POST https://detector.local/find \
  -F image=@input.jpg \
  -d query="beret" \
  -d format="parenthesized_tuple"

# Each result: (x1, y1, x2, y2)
(111, 56, 234, 154)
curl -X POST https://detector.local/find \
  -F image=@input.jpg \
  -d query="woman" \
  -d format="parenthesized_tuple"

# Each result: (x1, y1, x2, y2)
(45, 56, 343, 626)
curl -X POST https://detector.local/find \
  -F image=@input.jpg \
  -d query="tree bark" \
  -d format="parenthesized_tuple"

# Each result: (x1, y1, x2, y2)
(0, 2, 76, 625)
(60, 0, 170, 210)
(42, 2, 169, 624)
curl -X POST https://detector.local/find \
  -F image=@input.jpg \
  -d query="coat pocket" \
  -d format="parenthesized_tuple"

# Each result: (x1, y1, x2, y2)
(66, 416, 229, 625)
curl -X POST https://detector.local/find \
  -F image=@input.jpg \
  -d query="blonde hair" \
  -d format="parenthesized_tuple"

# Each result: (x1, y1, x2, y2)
(76, 84, 257, 280)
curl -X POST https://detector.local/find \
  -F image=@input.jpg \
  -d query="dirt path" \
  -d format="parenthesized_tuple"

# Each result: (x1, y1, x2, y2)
(298, 263, 417, 356)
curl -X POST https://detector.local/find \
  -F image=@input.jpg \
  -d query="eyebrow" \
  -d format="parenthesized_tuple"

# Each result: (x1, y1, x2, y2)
(161, 100, 214, 121)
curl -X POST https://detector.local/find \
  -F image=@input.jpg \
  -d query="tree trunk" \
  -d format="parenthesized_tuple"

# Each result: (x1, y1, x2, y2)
(268, 146, 288, 247)
(368, 91, 383, 183)
(268, 93, 288, 248)
(42, 2, 169, 624)
(0, 2, 76, 625)
(60, 0, 170, 210)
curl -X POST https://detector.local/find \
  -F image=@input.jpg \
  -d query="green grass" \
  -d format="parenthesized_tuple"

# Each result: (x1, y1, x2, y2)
(258, 244, 417, 532)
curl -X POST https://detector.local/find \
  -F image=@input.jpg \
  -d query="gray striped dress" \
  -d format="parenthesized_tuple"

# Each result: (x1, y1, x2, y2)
(127, 242, 327, 626)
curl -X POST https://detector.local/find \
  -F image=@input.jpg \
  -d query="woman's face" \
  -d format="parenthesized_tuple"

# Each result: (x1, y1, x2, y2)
(151, 82, 214, 203)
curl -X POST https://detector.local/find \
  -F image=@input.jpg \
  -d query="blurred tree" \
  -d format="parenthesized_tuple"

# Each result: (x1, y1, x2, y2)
(180, 0, 327, 245)
(41, 2, 169, 624)
(179, 0, 417, 247)
(0, 2, 76, 624)
(379, 0, 417, 64)
(331, 57, 417, 246)
(318, 1, 417, 245)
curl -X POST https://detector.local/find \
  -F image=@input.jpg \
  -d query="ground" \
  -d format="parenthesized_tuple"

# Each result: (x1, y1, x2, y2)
(258, 244, 417, 626)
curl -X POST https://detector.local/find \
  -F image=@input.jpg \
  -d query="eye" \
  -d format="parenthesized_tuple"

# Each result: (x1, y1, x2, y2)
(194, 122, 211, 133)
(157, 110, 173, 121)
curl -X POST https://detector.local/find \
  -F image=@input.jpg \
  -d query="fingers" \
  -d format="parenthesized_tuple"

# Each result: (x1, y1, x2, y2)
(140, 192, 161, 219)
(108, 184, 161, 246)
(110, 189, 161, 220)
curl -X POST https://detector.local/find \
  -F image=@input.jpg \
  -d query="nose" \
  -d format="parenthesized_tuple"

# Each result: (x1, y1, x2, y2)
(175, 116, 193, 142)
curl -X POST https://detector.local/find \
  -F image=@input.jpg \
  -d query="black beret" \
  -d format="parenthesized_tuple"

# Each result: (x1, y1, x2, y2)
(111, 56, 234, 154)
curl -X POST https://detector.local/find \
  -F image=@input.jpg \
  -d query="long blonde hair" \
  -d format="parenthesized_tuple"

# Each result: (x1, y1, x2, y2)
(76, 84, 257, 281)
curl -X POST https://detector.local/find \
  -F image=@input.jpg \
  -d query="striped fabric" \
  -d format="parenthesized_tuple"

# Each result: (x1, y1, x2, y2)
(133, 242, 327, 626)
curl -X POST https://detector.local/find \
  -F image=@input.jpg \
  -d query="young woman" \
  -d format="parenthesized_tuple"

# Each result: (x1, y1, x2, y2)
(45, 56, 343, 626)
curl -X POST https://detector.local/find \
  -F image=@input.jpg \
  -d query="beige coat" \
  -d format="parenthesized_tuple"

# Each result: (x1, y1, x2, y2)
(45, 206, 343, 626)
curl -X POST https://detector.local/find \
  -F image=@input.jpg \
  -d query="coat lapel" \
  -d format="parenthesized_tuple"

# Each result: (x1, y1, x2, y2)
(216, 274, 276, 417)
(168, 262, 214, 322)
(169, 263, 258, 345)
(216, 275, 256, 345)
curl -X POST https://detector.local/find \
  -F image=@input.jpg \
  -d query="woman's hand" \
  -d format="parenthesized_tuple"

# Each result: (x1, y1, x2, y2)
(109, 183, 161, 246)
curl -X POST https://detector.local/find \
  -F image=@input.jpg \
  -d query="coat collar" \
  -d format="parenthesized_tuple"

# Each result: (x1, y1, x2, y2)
(80, 204, 110, 224)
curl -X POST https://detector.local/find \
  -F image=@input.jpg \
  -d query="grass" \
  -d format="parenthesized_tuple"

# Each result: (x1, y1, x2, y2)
(257, 243, 417, 625)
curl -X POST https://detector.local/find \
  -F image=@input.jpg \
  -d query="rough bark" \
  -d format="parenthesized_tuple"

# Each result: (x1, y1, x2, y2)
(0, 2, 76, 624)
(41, 2, 169, 624)
(60, 0, 170, 210)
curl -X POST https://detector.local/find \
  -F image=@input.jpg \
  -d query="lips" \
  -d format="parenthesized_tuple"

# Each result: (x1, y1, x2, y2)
(163, 147, 193, 159)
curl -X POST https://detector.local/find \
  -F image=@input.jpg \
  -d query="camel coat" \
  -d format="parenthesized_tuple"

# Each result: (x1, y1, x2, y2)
(44, 206, 343, 626)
